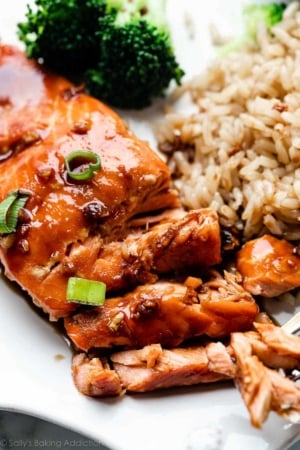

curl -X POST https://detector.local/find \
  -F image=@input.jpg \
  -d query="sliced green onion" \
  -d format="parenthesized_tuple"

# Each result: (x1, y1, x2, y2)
(66, 277, 106, 305)
(65, 150, 101, 181)
(0, 190, 30, 234)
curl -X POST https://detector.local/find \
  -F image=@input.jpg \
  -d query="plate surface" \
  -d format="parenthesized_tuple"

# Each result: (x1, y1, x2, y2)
(1, 1, 300, 449)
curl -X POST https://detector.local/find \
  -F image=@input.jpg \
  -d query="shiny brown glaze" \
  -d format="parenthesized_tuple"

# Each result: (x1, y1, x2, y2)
(237, 234, 300, 297)
(0, 45, 179, 319)
(70, 208, 222, 293)
(65, 272, 258, 351)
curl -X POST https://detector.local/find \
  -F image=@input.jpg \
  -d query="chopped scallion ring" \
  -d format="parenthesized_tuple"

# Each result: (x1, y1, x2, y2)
(66, 277, 106, 305)
(65, 150, 101, 181)
(0, 190, 30, 234)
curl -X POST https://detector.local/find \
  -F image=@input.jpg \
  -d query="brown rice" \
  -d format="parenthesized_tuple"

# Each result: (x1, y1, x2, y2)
(156, 1, 300, 240)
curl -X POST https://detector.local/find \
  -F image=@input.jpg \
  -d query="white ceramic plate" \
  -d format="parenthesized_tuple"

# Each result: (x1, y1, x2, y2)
(1, 1, 300, 449)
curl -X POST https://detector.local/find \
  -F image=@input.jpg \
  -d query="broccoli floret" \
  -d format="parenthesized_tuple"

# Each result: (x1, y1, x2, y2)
(18, 0, 107, 73)
(17, 0, 184, 109)
(86, 0, 184, 109)
(219, 3, 286, 56)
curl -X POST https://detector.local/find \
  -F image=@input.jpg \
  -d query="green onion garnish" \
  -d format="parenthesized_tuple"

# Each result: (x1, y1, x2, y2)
(65, 150, 101, 181)
(0, 190, 30, 234)
(66, 277, 106, 305)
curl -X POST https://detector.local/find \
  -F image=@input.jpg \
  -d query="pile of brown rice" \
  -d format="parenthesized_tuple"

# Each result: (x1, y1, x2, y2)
(156, 2, 300, 241)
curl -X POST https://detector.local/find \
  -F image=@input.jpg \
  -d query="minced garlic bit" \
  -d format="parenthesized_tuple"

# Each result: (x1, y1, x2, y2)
(108, 311, 125, 332)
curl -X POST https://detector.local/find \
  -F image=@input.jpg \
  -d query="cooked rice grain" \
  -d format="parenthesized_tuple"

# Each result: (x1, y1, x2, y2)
(157, 2, 300, 240)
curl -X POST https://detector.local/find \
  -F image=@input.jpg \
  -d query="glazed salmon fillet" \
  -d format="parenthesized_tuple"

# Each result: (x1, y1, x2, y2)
(2, 44, 300, 431)
(0, 44, 180, 319)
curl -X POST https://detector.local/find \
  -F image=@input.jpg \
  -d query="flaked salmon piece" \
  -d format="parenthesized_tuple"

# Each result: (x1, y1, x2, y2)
(244, 330, 300, 371)
(206, 341, 236, 376)
(268, 369, 300, 423)
(110, 343, 235, 392)
(122, 208, 221, 272)
(71, 321, 300, 425)
(231, 326, 300, 428)
(71, 341, 235, 396)
(231, 332, 273, 428)
(237, 234, 300, 297)
(111, 343, 163, 369)
(65, 271, 258, 351)
(61, 208, 222, 293)
(72, 353, 123, 397)
(0, 45, 180, 319)
(253, 322, 300, 358)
